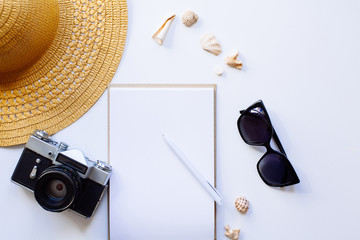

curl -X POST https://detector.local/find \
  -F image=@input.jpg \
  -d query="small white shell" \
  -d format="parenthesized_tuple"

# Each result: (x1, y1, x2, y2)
(214, 65, 224, 76)
(182, 10, 199, 27)
(235, 196, 249, 213)
(224, 224, 240, 240)
(200, 34, 222, 56)
(225, 50, 243, 70)
(152, 15, 176, 45)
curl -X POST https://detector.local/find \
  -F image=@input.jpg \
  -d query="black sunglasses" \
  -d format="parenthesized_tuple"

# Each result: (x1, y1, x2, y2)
(237, 100, 300, 187)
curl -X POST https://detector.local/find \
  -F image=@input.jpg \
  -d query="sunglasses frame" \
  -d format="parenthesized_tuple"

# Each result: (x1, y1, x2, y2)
(237, 100, 300, 187)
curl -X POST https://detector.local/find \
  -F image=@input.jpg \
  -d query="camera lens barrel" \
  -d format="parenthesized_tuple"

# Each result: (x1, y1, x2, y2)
(34, 165, 81, 212)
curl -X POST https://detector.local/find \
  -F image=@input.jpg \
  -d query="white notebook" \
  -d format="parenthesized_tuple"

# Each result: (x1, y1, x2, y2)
(108, 84, 216, 240)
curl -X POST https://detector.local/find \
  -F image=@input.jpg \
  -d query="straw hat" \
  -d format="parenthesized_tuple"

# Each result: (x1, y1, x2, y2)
(0, 0, 127, 146)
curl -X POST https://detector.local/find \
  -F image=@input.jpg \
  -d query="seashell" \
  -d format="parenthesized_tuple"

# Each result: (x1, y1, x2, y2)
(235, 196, 249, 213)
(225, 50, 243, 70)
(224, 224, 240, 240)
(182, 10, 199, 27)
(200, 34, 222, 56)
(214, 65, 224, 76)
(152, 14, 176, 45)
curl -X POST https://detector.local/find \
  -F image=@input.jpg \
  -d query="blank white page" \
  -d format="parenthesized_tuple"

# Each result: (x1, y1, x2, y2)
(109, 84, 216, 240)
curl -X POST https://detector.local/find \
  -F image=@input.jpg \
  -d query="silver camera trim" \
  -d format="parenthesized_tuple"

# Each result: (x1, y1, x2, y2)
(26, 130, 111, 186)
(26, 135, 59, 161)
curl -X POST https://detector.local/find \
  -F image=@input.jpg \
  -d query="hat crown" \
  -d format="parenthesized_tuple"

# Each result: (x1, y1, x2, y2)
(0, 0, 59, 74)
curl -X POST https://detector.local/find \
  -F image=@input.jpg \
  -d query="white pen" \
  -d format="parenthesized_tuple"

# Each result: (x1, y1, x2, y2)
(162, 134, 223, 205)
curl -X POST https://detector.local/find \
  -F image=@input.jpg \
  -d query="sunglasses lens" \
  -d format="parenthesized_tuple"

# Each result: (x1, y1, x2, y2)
(258, 152, 299, 186)
(238, 110, 272, 145)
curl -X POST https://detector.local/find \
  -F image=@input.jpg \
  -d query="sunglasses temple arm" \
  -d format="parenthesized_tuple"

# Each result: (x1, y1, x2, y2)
(272, 128, 287, 156)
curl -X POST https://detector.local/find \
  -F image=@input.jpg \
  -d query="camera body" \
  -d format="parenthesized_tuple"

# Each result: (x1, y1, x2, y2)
(11, 130, 112, 218)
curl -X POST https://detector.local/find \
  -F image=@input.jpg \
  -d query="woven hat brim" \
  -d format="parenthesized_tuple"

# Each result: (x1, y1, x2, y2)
(0, 0, 128, 146)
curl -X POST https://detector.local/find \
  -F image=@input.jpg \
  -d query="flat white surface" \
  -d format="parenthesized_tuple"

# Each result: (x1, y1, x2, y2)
(1, 0, 360, 239)
(109, 86, 215, 239)
(0, 94, 109, 240)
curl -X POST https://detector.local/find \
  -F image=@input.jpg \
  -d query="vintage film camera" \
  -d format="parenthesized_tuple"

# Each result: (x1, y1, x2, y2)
(11, 130, 112, 218)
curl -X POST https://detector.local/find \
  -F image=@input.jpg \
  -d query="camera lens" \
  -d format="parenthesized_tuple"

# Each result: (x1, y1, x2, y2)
(34, 165, 81, 212)
(47, 179, 67, 199)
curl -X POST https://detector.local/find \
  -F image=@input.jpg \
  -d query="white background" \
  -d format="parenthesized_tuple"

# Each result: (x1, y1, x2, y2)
(1, 0, 360, 239)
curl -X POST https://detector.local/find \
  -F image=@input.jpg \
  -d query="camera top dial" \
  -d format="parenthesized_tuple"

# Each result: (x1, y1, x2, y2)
(33, 130, 50, 141)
